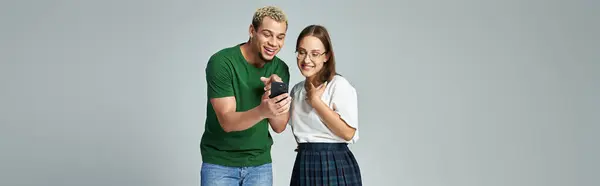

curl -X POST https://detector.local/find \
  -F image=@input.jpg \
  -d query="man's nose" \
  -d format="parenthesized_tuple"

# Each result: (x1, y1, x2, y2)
(267, 38, 276, 46)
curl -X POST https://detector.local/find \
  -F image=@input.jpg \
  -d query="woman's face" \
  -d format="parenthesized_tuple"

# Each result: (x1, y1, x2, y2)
(296, 36, 328, 78)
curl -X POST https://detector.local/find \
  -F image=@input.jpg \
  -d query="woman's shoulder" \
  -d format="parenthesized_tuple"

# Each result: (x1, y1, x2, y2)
(290, 80, 305, 95)
(330, 74, 356, 91)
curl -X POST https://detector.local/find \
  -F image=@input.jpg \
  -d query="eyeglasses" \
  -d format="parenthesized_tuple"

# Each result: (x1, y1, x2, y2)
(295, 50, 327, 61)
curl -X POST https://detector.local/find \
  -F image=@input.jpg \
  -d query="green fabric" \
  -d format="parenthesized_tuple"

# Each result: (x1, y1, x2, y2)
(201, 43, 290, 167)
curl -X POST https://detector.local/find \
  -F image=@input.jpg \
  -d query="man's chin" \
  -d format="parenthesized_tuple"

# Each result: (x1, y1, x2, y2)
(259, 54, 275, 62)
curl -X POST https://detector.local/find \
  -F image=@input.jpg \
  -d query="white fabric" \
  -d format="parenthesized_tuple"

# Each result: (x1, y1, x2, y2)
(288, 75, 359, 143)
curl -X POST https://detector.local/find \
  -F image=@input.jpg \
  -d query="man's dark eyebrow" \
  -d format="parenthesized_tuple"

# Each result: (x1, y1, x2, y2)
(260, 29, 273, 34)
(261, 29, 285, 37)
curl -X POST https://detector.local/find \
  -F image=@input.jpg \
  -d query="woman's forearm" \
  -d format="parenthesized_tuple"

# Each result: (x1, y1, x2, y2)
(311, 99, 356, 141)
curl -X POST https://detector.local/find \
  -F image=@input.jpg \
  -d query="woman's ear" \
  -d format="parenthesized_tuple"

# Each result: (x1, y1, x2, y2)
(325, 52, 332, 62)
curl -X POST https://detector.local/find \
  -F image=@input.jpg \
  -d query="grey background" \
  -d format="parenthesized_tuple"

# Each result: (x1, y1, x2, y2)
(1, 0, 598, 186)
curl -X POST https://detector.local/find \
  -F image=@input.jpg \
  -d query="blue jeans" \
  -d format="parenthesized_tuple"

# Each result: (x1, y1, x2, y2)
(200, 162, 272, 186)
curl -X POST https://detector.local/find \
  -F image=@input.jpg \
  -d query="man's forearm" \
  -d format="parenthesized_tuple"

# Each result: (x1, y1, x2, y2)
(268, 113, 289, 133)
(220, 106, 265, 132)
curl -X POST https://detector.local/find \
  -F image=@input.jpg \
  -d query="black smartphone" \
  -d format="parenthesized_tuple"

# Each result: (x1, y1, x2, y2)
(269, 81, 288, 99)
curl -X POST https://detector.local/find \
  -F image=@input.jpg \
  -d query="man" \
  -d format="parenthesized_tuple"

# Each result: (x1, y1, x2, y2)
(200, 6, 291, 186)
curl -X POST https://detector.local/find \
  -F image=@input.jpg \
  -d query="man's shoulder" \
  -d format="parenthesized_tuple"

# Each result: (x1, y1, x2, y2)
(268, 56, 290, 78)
(209, 44, 241, 61)
(206, 44, 244, 71)
(271, 56, 289, 67)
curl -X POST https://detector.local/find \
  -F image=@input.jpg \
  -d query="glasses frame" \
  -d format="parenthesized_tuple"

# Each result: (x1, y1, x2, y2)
(295, 50, 327, 61)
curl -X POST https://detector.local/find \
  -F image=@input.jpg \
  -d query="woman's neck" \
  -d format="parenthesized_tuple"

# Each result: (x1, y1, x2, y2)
(306, 76, 324, 87)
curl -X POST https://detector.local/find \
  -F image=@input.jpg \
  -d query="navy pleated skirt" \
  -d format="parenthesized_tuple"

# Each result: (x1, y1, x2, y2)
(290, 143, 362, 186)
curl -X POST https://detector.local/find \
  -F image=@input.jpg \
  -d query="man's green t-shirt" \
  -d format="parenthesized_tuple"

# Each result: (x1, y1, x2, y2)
(201, 43, 290, 167)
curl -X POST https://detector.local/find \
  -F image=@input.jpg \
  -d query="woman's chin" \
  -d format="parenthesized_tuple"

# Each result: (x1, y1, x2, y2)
(300, 72, 314, 78)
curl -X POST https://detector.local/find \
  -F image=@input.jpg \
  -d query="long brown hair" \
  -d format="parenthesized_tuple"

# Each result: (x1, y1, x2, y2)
(296, 25, 336, 94)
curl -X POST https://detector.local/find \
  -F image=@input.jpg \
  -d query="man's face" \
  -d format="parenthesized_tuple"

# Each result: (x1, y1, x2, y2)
(251, 17, 287, 62)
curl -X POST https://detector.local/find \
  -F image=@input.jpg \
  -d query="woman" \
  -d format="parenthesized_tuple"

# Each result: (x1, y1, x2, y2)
(288, 25, 362, 186)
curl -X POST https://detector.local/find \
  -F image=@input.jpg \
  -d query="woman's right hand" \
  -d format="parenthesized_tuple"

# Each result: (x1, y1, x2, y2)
(305, 81, 327, 107)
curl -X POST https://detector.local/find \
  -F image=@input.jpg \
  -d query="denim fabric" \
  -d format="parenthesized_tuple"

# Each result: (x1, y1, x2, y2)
(200, 162, 272, 186)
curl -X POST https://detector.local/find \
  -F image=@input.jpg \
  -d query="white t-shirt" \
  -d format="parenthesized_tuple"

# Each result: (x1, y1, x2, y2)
(288, 75, 359, 143)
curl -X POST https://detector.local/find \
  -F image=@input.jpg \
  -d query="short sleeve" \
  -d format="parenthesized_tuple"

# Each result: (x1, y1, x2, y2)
(205, 56, 234, 98)
(330, 77, 359, 142)
(279, 62, 291, 86)
(290, 82, 298, 98)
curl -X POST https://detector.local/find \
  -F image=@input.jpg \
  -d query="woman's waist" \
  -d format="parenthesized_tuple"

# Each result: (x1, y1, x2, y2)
(297, 142, 349, 151)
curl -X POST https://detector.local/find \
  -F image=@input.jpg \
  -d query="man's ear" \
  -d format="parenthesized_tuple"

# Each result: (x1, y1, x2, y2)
(249, 24, 256, 38)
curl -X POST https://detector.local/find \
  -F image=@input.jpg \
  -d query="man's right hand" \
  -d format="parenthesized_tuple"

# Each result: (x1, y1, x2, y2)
(259, 92, 291, 119)
(260, 74, 283, 92)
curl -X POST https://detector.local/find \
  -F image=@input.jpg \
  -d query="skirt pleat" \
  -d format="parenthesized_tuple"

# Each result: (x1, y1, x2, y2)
(290, 143, 362, 186)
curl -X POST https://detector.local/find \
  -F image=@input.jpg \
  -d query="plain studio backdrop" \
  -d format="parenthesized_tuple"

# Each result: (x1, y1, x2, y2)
(1, 0, 598, 186)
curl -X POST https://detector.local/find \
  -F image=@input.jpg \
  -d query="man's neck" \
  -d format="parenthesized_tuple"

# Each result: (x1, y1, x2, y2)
(240, 42, 265, 68)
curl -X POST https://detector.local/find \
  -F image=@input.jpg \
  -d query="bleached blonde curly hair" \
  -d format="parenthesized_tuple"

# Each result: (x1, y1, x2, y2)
(252, 6, 288, 29)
